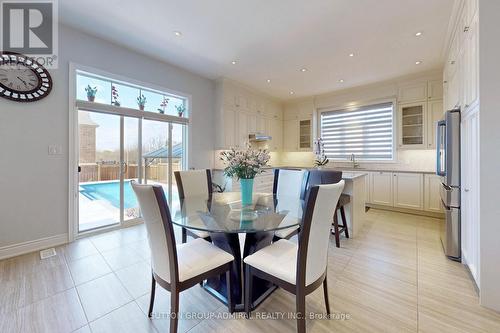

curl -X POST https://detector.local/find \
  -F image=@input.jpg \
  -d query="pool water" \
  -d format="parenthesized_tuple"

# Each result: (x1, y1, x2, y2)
(80, 180, 176, 209)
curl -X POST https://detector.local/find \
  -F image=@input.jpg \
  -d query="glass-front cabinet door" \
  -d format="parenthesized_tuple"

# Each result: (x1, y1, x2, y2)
(398, 102, 427, 149)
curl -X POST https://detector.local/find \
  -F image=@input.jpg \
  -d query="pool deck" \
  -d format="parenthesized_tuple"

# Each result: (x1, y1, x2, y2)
(79, 180, 176, 232)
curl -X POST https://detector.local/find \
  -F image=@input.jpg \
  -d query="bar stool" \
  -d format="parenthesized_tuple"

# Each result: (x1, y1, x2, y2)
(332, 193, 350, 248)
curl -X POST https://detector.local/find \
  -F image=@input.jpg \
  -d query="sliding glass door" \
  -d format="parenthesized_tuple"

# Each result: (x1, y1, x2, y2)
(74, 69, 189, 235)
(78, 112, 184, 233)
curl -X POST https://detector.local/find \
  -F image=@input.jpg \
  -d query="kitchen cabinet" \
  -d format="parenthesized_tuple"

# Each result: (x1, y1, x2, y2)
(298, 119, 312, 150)
(269, 118, 283, 151)
(365, 172, 372, 204)
(223, 109, 237, 148)
(463, 13, 478, 110)
(283, 119, 298, 151)
(424, 174, 443, 213)
(393, 173, 424, 210)
(370, 172, 393, 206)
(426, 100, 443, 149)
(461, 106, 479, 284)
(398, 83, 428, 103)
(216, 79, 283, 151)
(398, 102, 427, 148)
(428, 80, 444, 101)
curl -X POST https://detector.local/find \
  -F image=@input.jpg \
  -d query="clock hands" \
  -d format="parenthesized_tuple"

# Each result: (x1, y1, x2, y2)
(16, 76, 29, 88)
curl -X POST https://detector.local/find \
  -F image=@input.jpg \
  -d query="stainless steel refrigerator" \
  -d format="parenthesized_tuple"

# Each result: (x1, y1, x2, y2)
(436, 109, 461, 261)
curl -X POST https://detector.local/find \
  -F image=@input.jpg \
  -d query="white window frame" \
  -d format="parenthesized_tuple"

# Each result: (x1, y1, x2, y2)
(68, 63, 191, 241)
(317, 99, 397, 163)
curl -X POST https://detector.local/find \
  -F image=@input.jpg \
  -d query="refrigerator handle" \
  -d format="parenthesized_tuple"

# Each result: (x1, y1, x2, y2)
(436, 120, 446, 176)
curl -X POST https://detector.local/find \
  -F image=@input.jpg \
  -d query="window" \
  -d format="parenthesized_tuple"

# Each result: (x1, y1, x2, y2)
(76, 71, 187, 117)
(320, 102, 394, 161)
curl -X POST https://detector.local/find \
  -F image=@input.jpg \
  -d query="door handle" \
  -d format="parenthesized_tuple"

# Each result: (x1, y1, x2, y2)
(78, 166, 81, 173)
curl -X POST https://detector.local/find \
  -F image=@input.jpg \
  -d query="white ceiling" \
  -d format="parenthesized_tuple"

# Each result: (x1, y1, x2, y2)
(59, 0, 454, 100)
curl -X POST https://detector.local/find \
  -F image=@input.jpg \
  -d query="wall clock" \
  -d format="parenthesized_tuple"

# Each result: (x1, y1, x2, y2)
(0, 52, 53, 102)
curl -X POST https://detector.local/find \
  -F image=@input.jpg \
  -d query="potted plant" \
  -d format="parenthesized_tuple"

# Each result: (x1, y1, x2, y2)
(111, 85, 120, 106)
(175, 104, 186, 117)
(137, 94, 146, 110)
(85, 85, 97, 102)
(157, 97, 169, 114)
(313, 137, 329, 168)
(220, 146, 270, 206)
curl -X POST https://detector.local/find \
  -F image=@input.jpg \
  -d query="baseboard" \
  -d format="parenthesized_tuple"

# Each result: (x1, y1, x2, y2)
(366, 204, 445, 219)
(0, 233, 68, 260)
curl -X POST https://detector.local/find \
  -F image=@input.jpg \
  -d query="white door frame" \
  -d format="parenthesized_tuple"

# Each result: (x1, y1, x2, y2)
(68, 63, 191, 241)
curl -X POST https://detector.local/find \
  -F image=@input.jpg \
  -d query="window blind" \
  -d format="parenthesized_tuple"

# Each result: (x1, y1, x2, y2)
(320, 102, 394, 160)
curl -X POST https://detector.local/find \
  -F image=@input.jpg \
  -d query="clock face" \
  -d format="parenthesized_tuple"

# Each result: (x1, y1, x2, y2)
(0, 52, 52, 102)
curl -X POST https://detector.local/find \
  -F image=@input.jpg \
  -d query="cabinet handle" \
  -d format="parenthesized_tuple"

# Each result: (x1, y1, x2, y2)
(450, 60, 455, 65)
(465, 188, 470, 192)
(464, 26, 470, 32)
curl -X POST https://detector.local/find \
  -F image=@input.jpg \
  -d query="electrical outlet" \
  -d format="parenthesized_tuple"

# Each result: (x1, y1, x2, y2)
(48, 144, 62, 155)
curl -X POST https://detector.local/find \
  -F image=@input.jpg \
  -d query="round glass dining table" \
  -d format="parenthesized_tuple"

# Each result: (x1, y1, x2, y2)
(169, 192, 304, 312)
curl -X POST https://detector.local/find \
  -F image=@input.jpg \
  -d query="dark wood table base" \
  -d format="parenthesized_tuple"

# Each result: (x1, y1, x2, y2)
(203, 231, 277, 311)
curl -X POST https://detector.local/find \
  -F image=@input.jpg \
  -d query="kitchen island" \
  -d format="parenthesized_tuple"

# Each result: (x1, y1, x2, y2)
(212, 168, 368, 238)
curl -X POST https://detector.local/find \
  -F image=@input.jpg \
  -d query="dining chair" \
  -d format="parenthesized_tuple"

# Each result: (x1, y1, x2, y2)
(131, 181, 235, 333)
(306, 169, 349, 248)
(272, 168, 308, 240)
(244, 181, 345, 333)
(174, 169, 212, 243)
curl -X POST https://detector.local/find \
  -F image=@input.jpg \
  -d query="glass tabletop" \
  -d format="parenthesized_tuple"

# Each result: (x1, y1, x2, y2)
(170, 192, 303, 233)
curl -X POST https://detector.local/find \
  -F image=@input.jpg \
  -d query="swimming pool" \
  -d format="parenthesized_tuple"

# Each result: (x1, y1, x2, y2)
(79, 180, 176, 209)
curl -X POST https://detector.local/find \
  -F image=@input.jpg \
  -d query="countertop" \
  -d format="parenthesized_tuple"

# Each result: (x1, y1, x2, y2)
(212, 167, 368, 180)
(213, 166, 435, 174)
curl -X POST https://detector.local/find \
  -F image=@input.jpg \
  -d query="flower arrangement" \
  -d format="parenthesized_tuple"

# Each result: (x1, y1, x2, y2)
(137, 94, 147, 110)
(220, 146, 270, 180)
(111, 85, 120, 106)
(175, 104, 186, 117)
(85, 85, 97, 102)
(157, 96, 169, 114)
(313, 137, 329, 167)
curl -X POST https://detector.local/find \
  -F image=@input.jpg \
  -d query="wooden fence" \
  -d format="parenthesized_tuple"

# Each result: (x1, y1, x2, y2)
(79, 163, 181, 183)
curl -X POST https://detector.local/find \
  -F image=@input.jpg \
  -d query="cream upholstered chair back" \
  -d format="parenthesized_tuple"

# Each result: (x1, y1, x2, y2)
(298, 181, 345, 285)
(174, 170, 212, 199)
(131, 181, 177, 284)
(273, 169, 307, 199)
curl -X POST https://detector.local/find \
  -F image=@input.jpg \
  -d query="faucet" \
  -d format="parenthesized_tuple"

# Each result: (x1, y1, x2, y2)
(350, 153, 360, 168)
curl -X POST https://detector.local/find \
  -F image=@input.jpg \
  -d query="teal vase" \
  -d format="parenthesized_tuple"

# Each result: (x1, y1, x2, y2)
(240, 178, 254, 206)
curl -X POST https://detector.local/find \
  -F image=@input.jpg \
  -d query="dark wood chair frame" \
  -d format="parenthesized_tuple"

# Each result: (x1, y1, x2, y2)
(146, 185, 234, 333)
(174, 169, 213, 244)
(332, 198, 350, 248)
(245, 186, 331, 333)
(272, 168, 309, 241)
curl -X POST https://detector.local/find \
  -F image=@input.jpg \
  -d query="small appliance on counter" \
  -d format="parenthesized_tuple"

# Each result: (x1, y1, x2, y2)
(436, 108, 461, 261)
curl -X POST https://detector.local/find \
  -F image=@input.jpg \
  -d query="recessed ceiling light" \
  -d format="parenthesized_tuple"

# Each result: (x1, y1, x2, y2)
(415, 31, 423, 37)
(415, 61, 422, 65)
(231, 61, 237, 65)
(173, 31, 182, 37)
(349, 53, 355, 57)
(266, 79, 271, 83)
(339, 79, 345, 83)
(300, 68, 307, 72)
(290, 91, 295, 95)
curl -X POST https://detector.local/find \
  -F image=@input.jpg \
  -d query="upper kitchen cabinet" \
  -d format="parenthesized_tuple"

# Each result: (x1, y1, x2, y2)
(426, 99, 444, 149)
(398, 82, 427, 103)
(398, 102, 427, 149)
(215, 79, 283, 151)
(283, 99, 315, 152)
(428, 80, 444, 101)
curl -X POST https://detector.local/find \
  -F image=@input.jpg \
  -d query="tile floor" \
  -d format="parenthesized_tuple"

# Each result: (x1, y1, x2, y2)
(1, 209, 500, 332)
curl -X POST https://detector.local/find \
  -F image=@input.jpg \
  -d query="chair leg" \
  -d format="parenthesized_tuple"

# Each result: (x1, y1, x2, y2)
(181, 228, 187, 243)
(332, 211, 340, 248)
(323, 277, 330, 315)
(244, 264, 252, 318)
(226, 269, 234, 313)
(296, 293, 306, 333)
(148, 274, 156, 318)
(170, 290, 179, 333)
(340, 206, 349, 239)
